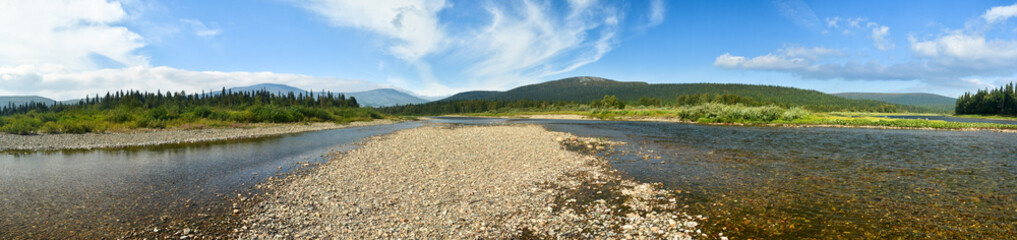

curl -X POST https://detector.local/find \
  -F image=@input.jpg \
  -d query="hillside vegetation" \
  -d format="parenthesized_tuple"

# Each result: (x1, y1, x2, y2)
(435, 76, 924, 112)
(834, 92, 955, 113)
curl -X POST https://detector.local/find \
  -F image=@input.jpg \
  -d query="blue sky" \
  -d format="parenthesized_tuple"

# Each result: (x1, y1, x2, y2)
(3, 0, 1017, 100)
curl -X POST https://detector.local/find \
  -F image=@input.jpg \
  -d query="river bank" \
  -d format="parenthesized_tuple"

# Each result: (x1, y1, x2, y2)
(236, 124, 703, 239)
(0, 120, 400, 151)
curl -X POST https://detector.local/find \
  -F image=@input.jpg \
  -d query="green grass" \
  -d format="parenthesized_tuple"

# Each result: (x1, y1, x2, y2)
(951, 114, 1017, 121)
(583, 103, 811, 123)
(789, 115, 1017, 130)
(437, 103, 1017, 131)
(0, 106, 385, 135)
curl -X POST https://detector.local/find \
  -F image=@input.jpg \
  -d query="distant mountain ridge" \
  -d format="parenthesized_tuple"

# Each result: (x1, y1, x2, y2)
(223, 83, 428, 107)
(345, 88, 428, 107)
(0, 96, 57, 107)
(834, 92, 956, 113)
(437, 76, 925, 112)
(227, 83, 306, 94)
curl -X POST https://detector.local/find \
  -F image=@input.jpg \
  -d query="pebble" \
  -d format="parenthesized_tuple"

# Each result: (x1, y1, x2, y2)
(235, 124, 700, 239)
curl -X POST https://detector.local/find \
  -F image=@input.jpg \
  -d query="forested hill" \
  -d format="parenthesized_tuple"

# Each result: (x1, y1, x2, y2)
(441, 91, 501, 101)
(834, 92, 956, 113)
(442, 76, 924, 112)
(0, 96, 57, 107)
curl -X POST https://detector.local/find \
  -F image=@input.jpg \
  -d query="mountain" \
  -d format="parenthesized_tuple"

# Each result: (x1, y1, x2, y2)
(0, 96, 57, 107)
(441, 91, 502, 101)
(834, 92, 956, 113)
(345, 88, 429, 107)
(227, 83, 306, 94)
(437, 76, 923, 112)
(222, 84, 429, 107)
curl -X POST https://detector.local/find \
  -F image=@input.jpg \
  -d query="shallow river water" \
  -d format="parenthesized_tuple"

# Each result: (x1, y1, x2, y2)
(518, 118, 1017, 239)
(0, 122, 423, 239)
(2, 118, 1015, 239)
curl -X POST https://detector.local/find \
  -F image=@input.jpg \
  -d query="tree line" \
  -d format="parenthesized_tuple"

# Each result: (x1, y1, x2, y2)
(1, 88, 359, 116)
(955, 82, 1017, 115)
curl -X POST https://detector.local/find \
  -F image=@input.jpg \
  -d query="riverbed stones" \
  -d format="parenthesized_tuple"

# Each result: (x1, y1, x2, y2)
(236, 124, 698, 239)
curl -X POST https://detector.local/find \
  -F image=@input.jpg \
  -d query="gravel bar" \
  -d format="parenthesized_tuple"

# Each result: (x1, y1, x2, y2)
(237, 124, 702, 239)
(0, 120, 399, 151)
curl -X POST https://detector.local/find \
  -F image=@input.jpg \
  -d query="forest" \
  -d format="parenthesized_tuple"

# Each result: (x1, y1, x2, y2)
(0, 89, 379, 134)
(955, 83, 1017, 115)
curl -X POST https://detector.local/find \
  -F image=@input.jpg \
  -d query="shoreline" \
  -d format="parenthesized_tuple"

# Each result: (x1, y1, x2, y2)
(449, 114, 1017, 133)
(236, 124, 702, 239)
(0, 119, 401, 151)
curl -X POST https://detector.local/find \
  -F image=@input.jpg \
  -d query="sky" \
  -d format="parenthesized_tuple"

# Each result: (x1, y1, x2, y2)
(3, 0, 1017, 100)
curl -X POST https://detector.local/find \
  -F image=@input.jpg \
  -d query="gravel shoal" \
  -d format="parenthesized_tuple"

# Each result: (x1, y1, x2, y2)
(0, 120, 398, 151)
(237, 124, 701, 239)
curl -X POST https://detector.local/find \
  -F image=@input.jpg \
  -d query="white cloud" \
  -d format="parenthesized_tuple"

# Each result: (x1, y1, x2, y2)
(869, 24, 893, 50)
(713, 53, 745, 69)
(825, 17, 840, 28)
(296, 0, 622, 94)
(0, 65, 388, 100)
(909, 32, 1017, 65)
(824, 17, 892, 50)
(715, 31, 1017, 91)
(180, 19, 221, 37)
(984, 3, 1017, 23)
(715, 46, 841, 69)
(297, 0, 448, 62)
(779, 46, 843, 60)
(648, 0, 666, 27)
(0, 0, 385, 100)
(0, 0, 147, 70)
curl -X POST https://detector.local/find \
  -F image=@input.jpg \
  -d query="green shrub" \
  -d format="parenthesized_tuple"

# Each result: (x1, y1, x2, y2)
(192, 106, 213, 118)
(107, 110, 134, 123)
(59, 121, 92, 134)
(148, 107, 170, 120)
(40, 121, 61, 134)
(1, 118, 41, 135)
(676, 103, 811, 123)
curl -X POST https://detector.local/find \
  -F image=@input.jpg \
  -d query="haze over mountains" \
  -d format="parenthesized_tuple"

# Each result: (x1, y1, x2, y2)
(225, 83, 428, 107)
(833, 92, 956, 113)
(0, 96, 57, 107)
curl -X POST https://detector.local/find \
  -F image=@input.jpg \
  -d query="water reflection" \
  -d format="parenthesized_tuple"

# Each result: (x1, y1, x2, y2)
(0, 122, 423, 239)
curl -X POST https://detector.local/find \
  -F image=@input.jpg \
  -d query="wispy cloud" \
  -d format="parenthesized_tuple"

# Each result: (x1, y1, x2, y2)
(296, 0, 448, 62)
(648, 0, 666, 27)
(824, 17, 893, 50)
(296, 0, 628, 96)
(180, 19, 221, 37)
(772, 0, 821, 29)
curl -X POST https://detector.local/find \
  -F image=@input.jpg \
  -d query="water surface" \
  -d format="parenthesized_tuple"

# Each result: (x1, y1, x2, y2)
(519, 119, 1017, 239)
(0, 122, 423, 239)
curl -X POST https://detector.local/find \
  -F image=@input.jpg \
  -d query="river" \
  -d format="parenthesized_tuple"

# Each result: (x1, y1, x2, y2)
(0, 122, 423, 239)
(2, 118, 1015, 239)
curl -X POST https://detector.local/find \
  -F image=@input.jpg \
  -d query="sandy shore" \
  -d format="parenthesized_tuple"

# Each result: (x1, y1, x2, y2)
(0, 120, 400, 151)
(237, 124, 700, 239)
